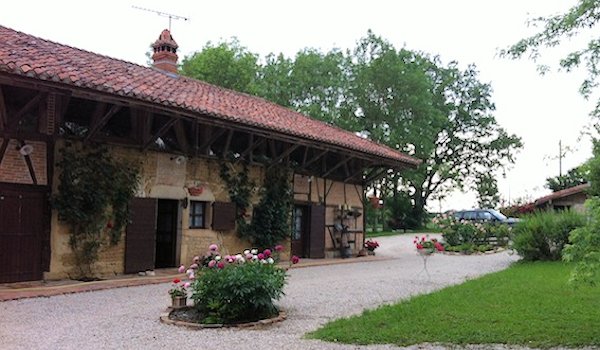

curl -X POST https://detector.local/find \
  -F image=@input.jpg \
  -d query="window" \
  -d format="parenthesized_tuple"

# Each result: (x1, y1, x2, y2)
(189, 201, 206, 228)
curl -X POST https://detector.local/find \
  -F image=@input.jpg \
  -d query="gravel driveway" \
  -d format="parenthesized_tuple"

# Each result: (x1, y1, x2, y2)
(0, 234, 519, 350)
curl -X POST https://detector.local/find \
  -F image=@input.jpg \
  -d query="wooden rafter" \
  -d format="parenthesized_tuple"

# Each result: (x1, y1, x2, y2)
(364, 167, 389, 184)
(85, 104, 122, 143)
(222, 130, 234, 157)
(0, 85, 7, 130)
(198, 127, 225, 154)
(268, 144, 300, 169)
(193, 121, 199, 157)
(142, 117, 178, 150)
(7, 92, 44, 130)
(173, 119, 190, 154)
(322, 156, 350, 178)
(235, 135, 265, 164)
(301, 149, 328, 170)
(0, 137, 9, 163)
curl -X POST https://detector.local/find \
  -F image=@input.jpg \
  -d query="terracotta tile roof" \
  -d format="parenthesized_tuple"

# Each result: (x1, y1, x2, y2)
(534, 183, 590, 206)
(0, 26, 420, 167)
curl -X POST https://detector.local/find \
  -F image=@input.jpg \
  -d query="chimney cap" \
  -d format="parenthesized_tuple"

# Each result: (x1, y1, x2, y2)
(153, 29, 178, 49)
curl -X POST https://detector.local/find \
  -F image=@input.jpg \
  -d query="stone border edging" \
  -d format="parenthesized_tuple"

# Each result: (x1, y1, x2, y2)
(160, 308, 287, 329)
(441, 247, 507, 256)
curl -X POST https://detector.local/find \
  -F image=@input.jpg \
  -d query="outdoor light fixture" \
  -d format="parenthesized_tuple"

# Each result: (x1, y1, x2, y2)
(18, 144, 34, 156)
(170, 155, 187, 164)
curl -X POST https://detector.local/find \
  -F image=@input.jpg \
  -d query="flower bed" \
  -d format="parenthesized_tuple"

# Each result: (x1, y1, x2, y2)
(432, 213, 512, 254)
(166, 244, 299, 326)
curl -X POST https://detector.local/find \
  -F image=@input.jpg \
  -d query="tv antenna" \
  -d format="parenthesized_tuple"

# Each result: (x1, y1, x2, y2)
(132, 6, 190, 31)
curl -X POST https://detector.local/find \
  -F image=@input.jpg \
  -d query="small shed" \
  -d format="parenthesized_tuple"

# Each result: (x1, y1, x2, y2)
(534, 183, 590, 212)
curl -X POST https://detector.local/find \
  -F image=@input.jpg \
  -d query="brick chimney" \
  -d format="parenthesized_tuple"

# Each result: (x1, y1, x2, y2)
(152, 29, 178, 73)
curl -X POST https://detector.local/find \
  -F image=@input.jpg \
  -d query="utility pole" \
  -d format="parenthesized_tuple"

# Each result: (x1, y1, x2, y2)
(559, 140, 563, 177)
(132, 6, 190, 31)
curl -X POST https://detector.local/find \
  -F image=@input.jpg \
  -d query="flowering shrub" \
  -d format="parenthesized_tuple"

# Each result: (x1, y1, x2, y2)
(187, 243, 299, 324)
(364, 239, 380, 251)
(168, 278, 190, 298)
(413, 235, 444, 254)
(432, 213, 512, 252)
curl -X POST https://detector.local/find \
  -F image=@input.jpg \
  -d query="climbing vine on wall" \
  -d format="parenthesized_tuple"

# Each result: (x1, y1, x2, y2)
(53, 144, 140, 278)
(219, 162, 292, 248)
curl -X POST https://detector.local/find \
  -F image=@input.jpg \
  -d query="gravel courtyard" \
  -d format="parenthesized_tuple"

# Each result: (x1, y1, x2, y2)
(0, 234, 519, 350)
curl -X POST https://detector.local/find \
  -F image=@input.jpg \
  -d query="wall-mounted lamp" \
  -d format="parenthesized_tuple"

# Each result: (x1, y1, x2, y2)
(170, 155, 187, 165)
(18, 144, 34, 156)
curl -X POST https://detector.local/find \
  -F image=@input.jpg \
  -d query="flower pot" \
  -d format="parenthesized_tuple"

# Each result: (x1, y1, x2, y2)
(367, 249, 376, 256)
(171, 296, 187, 309)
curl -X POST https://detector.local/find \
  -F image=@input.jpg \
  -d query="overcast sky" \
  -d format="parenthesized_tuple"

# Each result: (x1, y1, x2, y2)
(1, 0, 594, 211)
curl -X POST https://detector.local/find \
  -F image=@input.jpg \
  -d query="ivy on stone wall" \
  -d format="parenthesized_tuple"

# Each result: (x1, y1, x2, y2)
(219, 162, 292, 249)
(52, 144, 140, 278)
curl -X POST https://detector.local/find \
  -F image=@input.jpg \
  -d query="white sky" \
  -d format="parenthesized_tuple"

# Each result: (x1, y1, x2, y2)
(1, 0, 595, 211)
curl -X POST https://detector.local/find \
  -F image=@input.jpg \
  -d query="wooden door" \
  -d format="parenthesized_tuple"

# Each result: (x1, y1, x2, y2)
(0, 185, 47, 283)
(308, 204, 326, 258)
(291, 205, 309, 257)
(124, 198, 157, 274)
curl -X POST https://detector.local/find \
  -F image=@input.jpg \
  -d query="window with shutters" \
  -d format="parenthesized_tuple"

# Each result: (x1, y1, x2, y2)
(189, 201, 206, 228)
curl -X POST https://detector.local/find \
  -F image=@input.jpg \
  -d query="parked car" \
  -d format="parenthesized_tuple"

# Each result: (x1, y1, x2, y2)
(454, 209, 520, 226)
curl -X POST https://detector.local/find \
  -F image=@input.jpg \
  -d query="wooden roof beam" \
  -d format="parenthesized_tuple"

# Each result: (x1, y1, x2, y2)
(7, 92, 44, 130)
(0, 86, 6, 130)
(268, 144, 300, 169)
(143, 117, 178, 150)
(322, 156, 350, 178)
(85, 104, 121, 143)
(198, 127, 225, 155)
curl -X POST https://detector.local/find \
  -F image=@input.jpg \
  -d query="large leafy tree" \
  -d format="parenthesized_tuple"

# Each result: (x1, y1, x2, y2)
(502, 0, 600, 116)
(180, 38, 259, 94)
(343, 33, 522, 226)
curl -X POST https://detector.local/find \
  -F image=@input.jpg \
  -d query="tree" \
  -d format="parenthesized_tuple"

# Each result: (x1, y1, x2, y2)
(256, 49, 349, 124)
(545, 165, 589, 192)
(502, 1, 600, 116)
(180, 38, 259, 94)
(475, 174, 500, 209)
(343, 33, 522, 226)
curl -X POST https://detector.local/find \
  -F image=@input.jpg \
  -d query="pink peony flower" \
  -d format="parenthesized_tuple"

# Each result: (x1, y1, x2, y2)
(192, 256, 200, 263)
(263, 249, 272, 257)
(188, 272, 195, 280)
(189, 263, 198, 270)
(217, 262, 225, 269)
(246, 253, 253, 260)
(257, 253, 265, 260)
(274, 245, 284, 252)
(209, 244, 218, 251)
(421, 236, 426, 242)
(178, 265, 186, 273)
(291, 255, 300, 264)
(416, 244, 423, 249)
(184, 282, 191, 289)
(208, 260, 216, 268)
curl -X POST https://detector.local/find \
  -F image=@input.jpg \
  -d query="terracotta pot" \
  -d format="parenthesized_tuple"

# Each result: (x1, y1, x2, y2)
(171, 296, 187, 309)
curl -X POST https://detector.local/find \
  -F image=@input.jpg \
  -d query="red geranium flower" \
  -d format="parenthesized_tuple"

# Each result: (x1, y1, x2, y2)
(173, 278, 181, 284)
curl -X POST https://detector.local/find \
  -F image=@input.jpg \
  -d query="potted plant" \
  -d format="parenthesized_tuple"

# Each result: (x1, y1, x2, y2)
(168, 278, 189, 308)
(364, 239, 380, 255)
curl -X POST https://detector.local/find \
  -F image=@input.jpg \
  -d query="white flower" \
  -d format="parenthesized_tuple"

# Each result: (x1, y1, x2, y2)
(251, 249, 258, 255)
(215, 256, 221, 261)
(260, 259, 267, 264)
(267, 257, 274, 264)
(235, 254, 243, 260)
(252, 255, 259, 261)
(238, 257, 245, 264)
(243, 250, 250, 255)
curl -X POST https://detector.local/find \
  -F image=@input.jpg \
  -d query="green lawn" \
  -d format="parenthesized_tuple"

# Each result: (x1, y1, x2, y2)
(308, 262, 600, 348)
